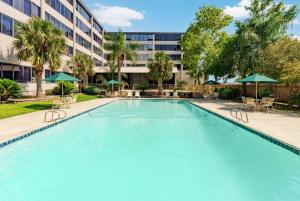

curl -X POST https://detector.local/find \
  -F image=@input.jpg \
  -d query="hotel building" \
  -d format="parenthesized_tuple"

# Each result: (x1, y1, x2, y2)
(0, 0, 191, 93)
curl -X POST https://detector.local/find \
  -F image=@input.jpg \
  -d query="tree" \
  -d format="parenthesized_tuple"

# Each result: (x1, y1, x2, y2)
(186, 64, 204, 85)
(13, 18, 66, 97)
(148, 52, 173, 95)
(260, 37, 300, 93)
(180, 6, 233, 83)
(234, 0, 298, 78)
(105, 30, 138, 82)
(67, 53, 93, 91)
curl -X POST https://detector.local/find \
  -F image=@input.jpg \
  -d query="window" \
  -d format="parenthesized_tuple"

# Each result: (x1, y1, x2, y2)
(76, 18, 91, 36)
(126, 34, 153, 41)
(136, 44, 152, 51)
(66, 46, 73, 56)
(93, 21, 102, 33)
(46, 0, 73, 22)
(76, 34, 91, 50)
(3, 0, 13, 6)
(93, 33, 102, 45)
(2, 15, 13, 36)
(93, 58, 102, 67)
(76, 1, 91, 22)
(31, 2, 40, 17)
(155, 34, 182, 41)
(45, 12, 73, 40)
(14, 0, 24, 12)
(155, 45, 181, 51)
(137, 54, 152, 61)
(169, 54, 181, 61)
(24, 0, 31, 16)
(67, 0, 73, 5)
(93, 46, 102, 56)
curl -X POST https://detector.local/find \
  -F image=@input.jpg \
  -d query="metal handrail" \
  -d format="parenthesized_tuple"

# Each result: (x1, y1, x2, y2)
(44, 110, 66, 122)
(230, 109, 249, 123)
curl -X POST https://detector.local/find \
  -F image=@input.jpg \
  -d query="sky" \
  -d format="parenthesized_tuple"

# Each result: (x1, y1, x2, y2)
(84, 0, 300, 39)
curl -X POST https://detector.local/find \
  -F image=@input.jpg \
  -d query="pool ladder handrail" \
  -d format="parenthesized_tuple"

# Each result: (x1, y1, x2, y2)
(44, 110, 66, 122)
(230, 109, 249, 123)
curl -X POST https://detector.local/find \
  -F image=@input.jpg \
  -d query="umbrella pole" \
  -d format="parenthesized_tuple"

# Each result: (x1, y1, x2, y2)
(256, 82, 258, 100)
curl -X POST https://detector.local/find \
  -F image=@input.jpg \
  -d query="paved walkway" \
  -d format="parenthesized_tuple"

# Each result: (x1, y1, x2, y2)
(190, 99, 300, 149)
(0, 98, 117, 144)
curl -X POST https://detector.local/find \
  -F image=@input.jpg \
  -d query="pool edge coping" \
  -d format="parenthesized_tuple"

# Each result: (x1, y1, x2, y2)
(185, 100, 300, 155)
(0, 99, 119, 148)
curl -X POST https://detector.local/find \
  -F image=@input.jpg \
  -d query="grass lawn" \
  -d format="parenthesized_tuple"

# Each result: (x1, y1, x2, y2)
(0, 94, 99, 119)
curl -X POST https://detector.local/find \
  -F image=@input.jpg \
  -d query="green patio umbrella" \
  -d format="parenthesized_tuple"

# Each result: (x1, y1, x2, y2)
(239, 74, 277, 100)
(44, 72, 79, 96)
(107, 80, 121, 91)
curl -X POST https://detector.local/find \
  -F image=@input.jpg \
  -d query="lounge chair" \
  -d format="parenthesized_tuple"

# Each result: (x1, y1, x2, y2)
(172, 91, 178, 98)
(165, 91, 171, 98)
(241, 96, 247, 110)
(52, 97, 64, 109)
(127, 90, 133, 98)
(134, 90, 140, 98)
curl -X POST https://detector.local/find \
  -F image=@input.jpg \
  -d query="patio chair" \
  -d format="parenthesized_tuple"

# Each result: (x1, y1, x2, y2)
(134, 90, 140, 98)
(213, 92, 219, 100)
(241, 96, 247, 110)
(260, 97, 275, 112)
(52, 97, 64, 109)
(127, 90, 133, 98)
(245, 97, 256, 110)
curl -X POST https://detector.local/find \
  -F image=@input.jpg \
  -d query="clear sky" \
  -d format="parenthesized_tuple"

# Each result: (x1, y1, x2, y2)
(84, 0, 300, 38)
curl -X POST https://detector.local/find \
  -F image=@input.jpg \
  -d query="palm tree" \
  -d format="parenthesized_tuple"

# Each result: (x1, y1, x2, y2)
(67, 53, 93, 91)
(105, 30, 138, 82)
(148, 52, 173, 95)
(13, 18, 66, 97)
(187, 63, 204, 86)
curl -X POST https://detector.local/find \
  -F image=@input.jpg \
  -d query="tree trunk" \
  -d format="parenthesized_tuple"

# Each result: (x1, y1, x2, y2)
(35, 68, 43, 98)
(83, 75, 88, 87)
(158, 79, 163, 96)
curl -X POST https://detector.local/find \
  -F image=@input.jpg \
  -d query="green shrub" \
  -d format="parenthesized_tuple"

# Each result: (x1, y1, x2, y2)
(52, 81, 75, 95)
(218, 87, 240, 99)
(175, 80, 187, 90)
(83, 86, 100, 95)
(136, 83, 148, 92)
(258, 88, 273, 98)
(0, 79, 22, 101)
(289, 92, 300, 106)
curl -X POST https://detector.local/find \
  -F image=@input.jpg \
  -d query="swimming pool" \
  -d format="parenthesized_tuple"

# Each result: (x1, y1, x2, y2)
(0, 100, 299, 201)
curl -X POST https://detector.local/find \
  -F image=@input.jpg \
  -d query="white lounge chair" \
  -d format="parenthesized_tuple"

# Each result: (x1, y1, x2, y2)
(165, 91, 170, 98)
(127, 90, 133, 98)
(134, 90, 140, 98)
(172, 91, 178, 98)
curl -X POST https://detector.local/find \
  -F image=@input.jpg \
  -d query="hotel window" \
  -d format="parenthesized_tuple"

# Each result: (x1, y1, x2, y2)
(169, 54, 181, 61)
(93, 21, 102, 33)
(3, 0, 13, 6)
(76, 17, 91, 36)
(126, 34, 153, 41)
(31, 2, 40, 17)
(45, 12, 73, 40)
(93, 58, 102, 67)
(66, 46, 73, 56)
(76, 34, 91, 50)
(67, 0, 73, 5)
(46, 0, 73, 22)
(136, 44, 152, 51)
(24, 0, 31, 16)
(155, 45, 181, 51)
(13, 0, 24, 12)
(2, 15, 13, 36)
(138, 54, 152, 61)
(155, 34, 182, 41)
(76, 1, 91, 22)
(93, 33, 102, 45)
(93, 46, 102, 56)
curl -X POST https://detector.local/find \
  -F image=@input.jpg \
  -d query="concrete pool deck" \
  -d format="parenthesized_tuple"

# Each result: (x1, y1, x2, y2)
(0, 98, 118, 145)
(189, 99, 300, 150)
(0, 98, 299, 152)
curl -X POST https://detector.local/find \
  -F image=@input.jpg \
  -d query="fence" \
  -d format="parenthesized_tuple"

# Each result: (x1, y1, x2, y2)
(214, 83, 300, 101)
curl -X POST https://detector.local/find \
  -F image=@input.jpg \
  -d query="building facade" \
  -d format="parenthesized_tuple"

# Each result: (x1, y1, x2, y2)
(0, 0, 191, 93)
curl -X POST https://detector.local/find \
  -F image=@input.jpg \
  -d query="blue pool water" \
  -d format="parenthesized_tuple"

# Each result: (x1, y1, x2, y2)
(0, 100, 300, 201)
